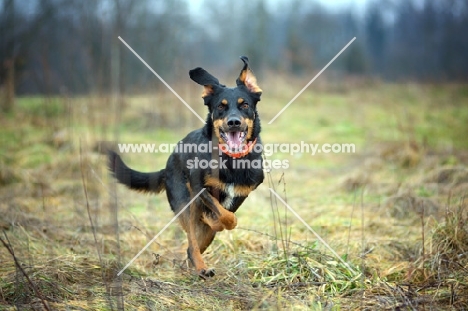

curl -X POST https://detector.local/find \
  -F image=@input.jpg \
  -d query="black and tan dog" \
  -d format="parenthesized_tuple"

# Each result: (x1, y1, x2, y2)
(109, 56, 264, 278)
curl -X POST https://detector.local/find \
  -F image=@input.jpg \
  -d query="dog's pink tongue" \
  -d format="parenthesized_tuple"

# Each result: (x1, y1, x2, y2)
(227, 132, 242, 149)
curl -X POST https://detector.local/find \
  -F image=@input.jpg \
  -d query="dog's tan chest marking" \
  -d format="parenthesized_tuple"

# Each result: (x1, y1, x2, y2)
(204, 176, 255, 210)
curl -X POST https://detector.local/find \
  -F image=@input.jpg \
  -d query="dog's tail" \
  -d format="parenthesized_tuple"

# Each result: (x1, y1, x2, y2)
(108, 151, 166, 193)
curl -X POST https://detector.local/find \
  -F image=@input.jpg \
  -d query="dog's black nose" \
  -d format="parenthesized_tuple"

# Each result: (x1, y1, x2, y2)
(227, 116, 242, 128)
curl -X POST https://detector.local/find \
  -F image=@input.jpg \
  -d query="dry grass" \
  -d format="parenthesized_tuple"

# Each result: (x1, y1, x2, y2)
(1, 78, 468, 310)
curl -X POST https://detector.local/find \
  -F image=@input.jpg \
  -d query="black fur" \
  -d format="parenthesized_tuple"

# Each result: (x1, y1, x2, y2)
(108, 56, 264, 278)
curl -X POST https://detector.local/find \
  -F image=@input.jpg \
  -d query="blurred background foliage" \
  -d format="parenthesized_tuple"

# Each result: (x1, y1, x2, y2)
(1, 0, 468, 108)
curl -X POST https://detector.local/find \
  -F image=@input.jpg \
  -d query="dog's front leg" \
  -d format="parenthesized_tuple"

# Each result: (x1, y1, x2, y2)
(186, 200, 215, 278)
(186, 188, 237, 231)
(188, 171, 237, 230)
(198, 191, 237, 230)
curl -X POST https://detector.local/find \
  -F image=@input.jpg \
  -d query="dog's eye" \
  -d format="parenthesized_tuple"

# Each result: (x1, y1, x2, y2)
(240, 103, 249, 109)
(217, 104, 225, 111)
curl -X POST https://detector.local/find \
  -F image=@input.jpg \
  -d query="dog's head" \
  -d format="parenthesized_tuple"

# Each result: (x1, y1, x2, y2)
(189, 56, 262, 152)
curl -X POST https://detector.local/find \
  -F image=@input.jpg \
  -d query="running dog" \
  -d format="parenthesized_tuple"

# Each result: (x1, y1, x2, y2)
(109, 56, 264, 278)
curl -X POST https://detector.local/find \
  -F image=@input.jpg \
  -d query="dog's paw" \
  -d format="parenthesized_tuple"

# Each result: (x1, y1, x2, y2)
(198, 268, 216, 279)
(219, 212, 237, 230)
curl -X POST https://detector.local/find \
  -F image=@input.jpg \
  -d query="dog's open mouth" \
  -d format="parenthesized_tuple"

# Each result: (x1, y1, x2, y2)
(220, 130, 247, 151)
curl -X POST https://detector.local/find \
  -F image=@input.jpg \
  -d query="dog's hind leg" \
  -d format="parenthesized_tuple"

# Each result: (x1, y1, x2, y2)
(197, 226, 216, 255)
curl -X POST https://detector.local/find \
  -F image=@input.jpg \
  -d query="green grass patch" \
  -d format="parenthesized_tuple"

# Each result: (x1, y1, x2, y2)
(1, 83, 468, 309)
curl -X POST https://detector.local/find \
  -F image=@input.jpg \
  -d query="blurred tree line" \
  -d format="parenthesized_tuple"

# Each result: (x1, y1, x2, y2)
(1, 0, 467, 110)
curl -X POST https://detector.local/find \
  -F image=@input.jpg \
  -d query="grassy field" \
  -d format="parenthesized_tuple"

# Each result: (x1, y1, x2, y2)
(1, 78, 468, 310)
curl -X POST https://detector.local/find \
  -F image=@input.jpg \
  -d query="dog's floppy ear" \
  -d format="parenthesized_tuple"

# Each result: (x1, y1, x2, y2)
(236, 56, 262, 95)
(189, 67, 221, 98)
